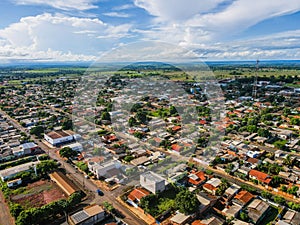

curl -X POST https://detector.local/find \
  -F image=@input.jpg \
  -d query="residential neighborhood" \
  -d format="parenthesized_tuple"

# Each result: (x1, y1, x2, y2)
(0, 62, 300, 225)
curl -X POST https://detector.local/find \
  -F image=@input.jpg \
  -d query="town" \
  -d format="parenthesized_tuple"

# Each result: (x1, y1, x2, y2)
(0, 62, 300, 225)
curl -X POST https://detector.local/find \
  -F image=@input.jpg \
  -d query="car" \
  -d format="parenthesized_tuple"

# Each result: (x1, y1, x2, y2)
(96, 189, 104, 196)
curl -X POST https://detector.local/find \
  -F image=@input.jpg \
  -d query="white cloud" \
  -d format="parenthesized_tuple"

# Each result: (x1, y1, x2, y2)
(134, 0, 226, 21)
(187, 0, 300, 37)
(103, 12, 131, 18)
(112, 4, 135, 11)
(193, 30, 300, 60)
(134, 0, 300, 47)
(0, 13, 131, 62)
(13, 0, 98, 11)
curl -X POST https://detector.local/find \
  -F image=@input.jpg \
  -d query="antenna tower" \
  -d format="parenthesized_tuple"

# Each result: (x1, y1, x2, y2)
(252, 59, 259, 99)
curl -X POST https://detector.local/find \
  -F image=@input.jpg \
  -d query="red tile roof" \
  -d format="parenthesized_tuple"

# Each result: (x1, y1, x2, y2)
(203, 183, 217, 191)
(249, 169, 272, 184)
(234, 190, 254, 205)
(128, 188, 150, 202)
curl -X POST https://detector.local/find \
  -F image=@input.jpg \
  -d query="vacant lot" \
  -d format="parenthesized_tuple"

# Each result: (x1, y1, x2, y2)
(11, 180, 66, 209)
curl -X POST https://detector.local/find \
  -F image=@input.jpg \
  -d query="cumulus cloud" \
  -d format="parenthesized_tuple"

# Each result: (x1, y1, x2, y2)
(134, 0, 300, 46)
(13, 0, 98, 11)
(0, 13, 131, 62)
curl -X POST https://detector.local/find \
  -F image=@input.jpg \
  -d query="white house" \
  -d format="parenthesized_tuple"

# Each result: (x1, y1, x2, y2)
(63, 142, 83, 152)
(0, 161, 40, 181)
(88, 160, 122, 179)
(140, 171, 167, 194)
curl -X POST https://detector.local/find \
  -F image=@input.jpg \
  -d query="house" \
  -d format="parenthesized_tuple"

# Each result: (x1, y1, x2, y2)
(170, 212, 191, 225)
(233, 190, 254, 206)
(188, 171, 206, 187)
(69, 205, 106, 225)
(44, 130, 79, 146)
(127, 188, 150, 207)
(196, 192, 218, 214)
(12, 142, 40, 157)
(131, 156, 150, 166)
(192, 215, 224, 225)
(247, 199, 270, 224)
(7, 178, 22, 188)
(63, 142, 83, 152)
(88, 160, 122, 179)
(203, 178, 221, 195)
(140, 171, 167, 194)
(49, 171, 80, 197)
(0, 161, 40, 181)
(249, 170, 272, 185)
(279, 209, 300, 225)
(222, 204, 242, 219)
(224, 184, 240, 200)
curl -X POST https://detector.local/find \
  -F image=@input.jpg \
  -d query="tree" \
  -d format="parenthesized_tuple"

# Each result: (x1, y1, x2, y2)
(170, 106, 178, 115)
(240, 211, 249, 221)
(124, 155, 134, 162)
(61, 119, 73, 130)
(30, 125, 44, 138)
(68, 192, 82, 205)
(175, 189, 199, 214)
(103, 201, 114, 212)
(101, 111, 111, 121)
(9, 203, 23, 218)
(59, 147, 78, 159)
(261, 190, 272, 199)
(273, 195, 285, 205)
(135, 111, 147, 124)
(257, 128, 270, 137)
(128, 117, 137, 127)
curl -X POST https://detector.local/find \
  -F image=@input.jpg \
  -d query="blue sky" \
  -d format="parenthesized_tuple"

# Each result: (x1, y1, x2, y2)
(0, 0, 300, 62)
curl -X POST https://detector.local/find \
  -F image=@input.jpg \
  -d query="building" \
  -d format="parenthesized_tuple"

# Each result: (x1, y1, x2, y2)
(44, 130, 79, 146)
(196, 192, 218, 214)
(63, 142, 83, 152)
(233, 190, 254, 206)
(224, 184, 240, 200)
(249, 170, 272, 185)
(12, 142, 40, 157)
(140, 171, 167, 194)
(69, 205, 106, 225)
(170, 212, 191, 225)
(192, 215, 225, 225)
(247, 199, 270, 224)
(49, 171, 80, 196)
(127, 188, 150, 207)
(188, 171, 206, 187)
(0, 161, 40, 181)
(203, 178, 221, 195)
(278, 209, 300, 225)
(88, 160, 122, 179)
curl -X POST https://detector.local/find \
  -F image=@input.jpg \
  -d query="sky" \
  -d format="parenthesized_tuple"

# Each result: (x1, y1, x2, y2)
(0, 0, 300, 63)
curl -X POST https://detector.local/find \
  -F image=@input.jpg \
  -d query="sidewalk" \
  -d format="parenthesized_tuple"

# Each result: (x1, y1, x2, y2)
(116, 197, 156, 225)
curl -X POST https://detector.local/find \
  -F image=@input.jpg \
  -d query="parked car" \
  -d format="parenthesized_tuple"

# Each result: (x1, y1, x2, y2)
(96, 189, 104, 196)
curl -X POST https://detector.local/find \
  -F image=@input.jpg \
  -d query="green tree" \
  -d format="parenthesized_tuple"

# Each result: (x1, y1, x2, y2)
(61, 119, 73, 130)
(175, 189, 199, 214)
(101, 111, 111, 121)
(59, 147, 78, 159)
(273, 195, 285, 205)
(30, 125, 44, 138)
(9, 203, 23, 218)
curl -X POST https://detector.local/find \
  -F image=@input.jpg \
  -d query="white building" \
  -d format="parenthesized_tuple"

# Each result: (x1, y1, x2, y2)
(0, 161, 40, 181)
(140, 171, 167, 194)
(44, 130, 78, 146)
(88, 160, 122, 179)
(63, 142, 83, 152)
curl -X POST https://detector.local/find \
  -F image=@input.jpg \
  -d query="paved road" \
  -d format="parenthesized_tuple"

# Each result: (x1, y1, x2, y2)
(0, 109, 146, 225)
